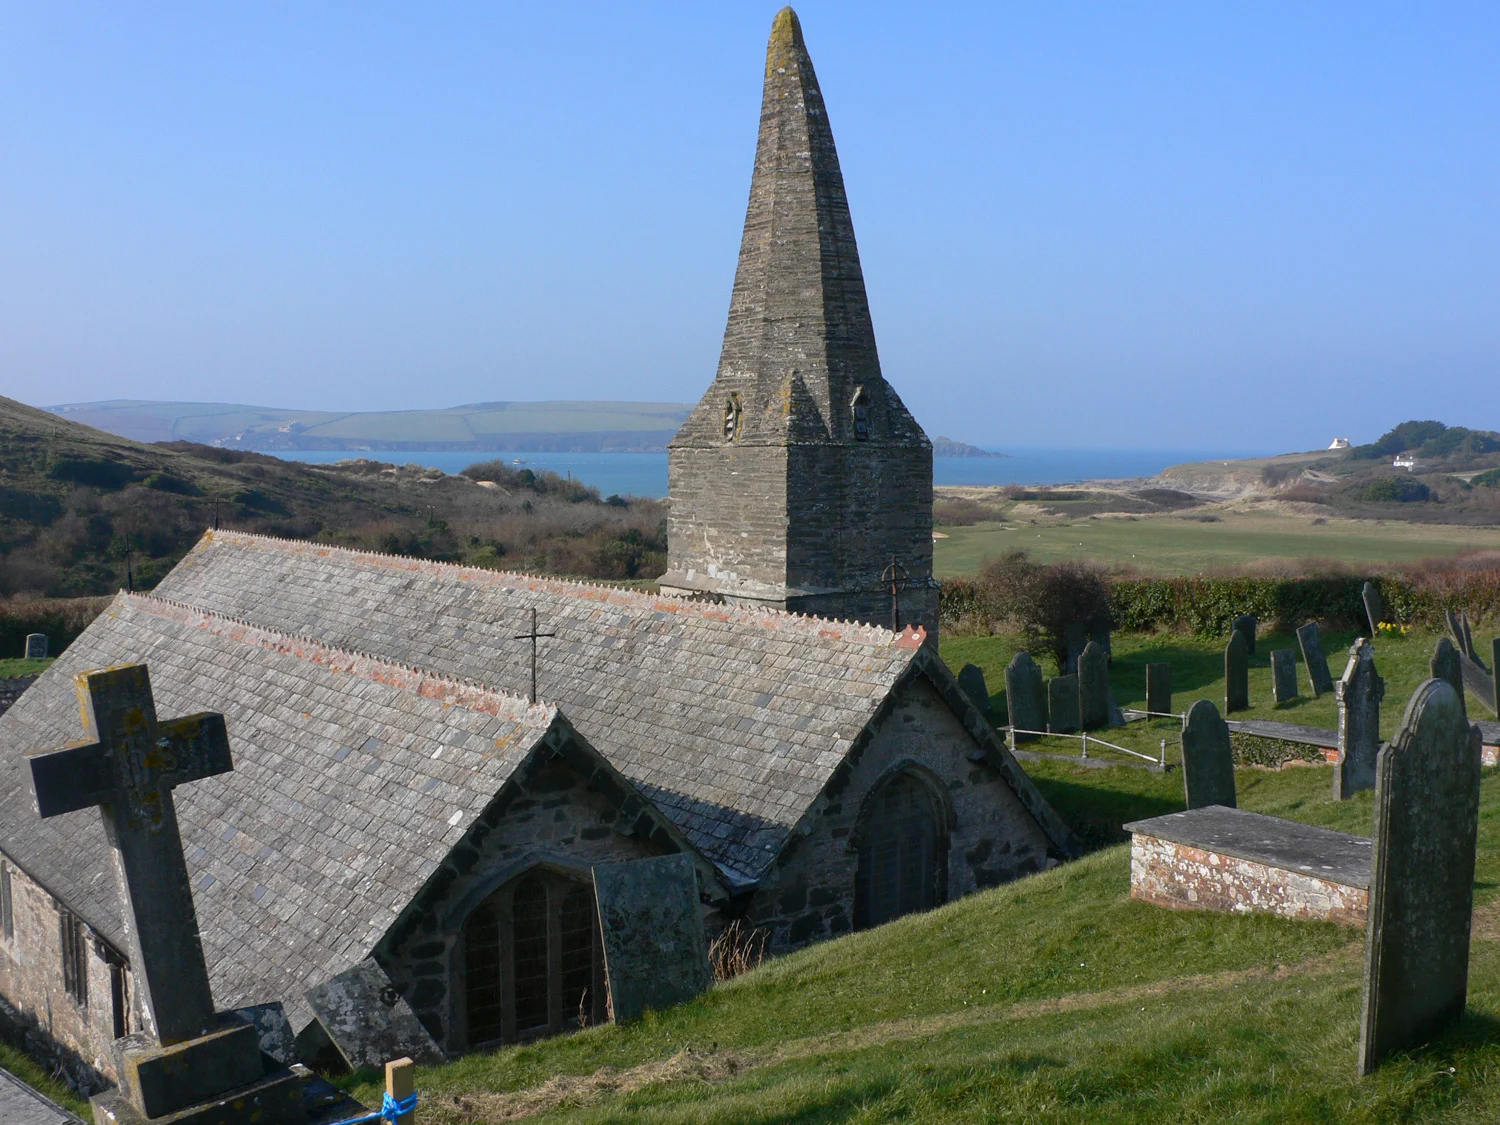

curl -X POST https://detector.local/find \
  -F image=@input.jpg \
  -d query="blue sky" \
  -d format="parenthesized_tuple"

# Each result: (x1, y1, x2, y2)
(1, 2, 1496, 450)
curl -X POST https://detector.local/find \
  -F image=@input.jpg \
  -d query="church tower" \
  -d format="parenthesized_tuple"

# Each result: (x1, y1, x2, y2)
(660, 7, 938, 636)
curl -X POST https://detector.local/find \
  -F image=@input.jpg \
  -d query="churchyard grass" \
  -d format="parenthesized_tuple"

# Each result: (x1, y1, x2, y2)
(934, 510, 1500, 578)
(342, 762, 1500, 1122)
(0, 1040, 90, 1114)
(0, 657, 51, 678)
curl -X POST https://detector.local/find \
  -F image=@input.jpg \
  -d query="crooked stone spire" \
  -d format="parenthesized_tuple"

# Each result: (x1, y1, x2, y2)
(663, 8, 935, 636)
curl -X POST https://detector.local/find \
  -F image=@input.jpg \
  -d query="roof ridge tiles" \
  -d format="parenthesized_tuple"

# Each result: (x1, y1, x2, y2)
(125, 591, 558, 726)
(198, 529, 919, 649)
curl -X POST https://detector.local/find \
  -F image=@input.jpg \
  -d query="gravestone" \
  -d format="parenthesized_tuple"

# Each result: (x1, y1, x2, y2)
(26, 664, 303, 1123)
(1089, 624, 1113, 664)
(1181, 699, 1235, 810)
(1145, 662, 1172, 717)
(1271, 649, 1299, 703)
(1048, 674, 1080, 734)
(1430, 637, 1464, 716)
(1077, 641, 1110, 730)
(22, 633, 46, 660)
(1224, 631, 1249, 714)
(1358, 678, 1481, 1075)
(1296, 622, 1335, 697)
(1493, 637, 1500, 718)
(1462, 613, 1477, 662)
(1063, 623, 1088, 676)
(957, 664, 990, 716)
(1334, 639, 1385, 801)
(304, 958, 442, 1071)
(1004, 652, 1047, 743)
(1231, 614, 1257, 656)
(1361, 581, 1383, 636)
(593, 854, 711, 1024)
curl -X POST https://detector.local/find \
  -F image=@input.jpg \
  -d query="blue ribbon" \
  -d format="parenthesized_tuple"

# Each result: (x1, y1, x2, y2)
(325, 1090, 419, 1124)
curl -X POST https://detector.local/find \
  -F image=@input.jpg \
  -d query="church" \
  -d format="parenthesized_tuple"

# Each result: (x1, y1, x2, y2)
(0, 7, 1076, 1089)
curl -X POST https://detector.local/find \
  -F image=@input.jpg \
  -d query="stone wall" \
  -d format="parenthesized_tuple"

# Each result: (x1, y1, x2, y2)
(0, 852, 130, 1094)
(1130, 834, 1368, 926)
(372, 735, 688, 1053)
(747, 675, 1056, 950)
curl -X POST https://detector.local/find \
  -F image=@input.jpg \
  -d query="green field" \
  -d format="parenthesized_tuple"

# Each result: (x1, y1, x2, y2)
(935, 511, 1500, 578)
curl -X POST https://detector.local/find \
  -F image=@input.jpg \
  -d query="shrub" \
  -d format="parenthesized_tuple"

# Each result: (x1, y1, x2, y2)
(47, 458, 135, 490)
(1358, 477, 1431, 503)
(973, 552, 1113, 667)
(1472, 468, 1500, 488)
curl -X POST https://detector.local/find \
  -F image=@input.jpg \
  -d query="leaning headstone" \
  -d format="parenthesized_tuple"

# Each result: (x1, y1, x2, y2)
(1358, 678, 1481, 1075)
(1224, 631, 1249, 713)
(1004, 652, 1047, 743)
(1077, 641, 1110, 730)
(1296, 621, 1335, 697)
(957, 664, 991, 716)
(1063, 623, 1088, 676)
(1145, 662, 1172, 716)
(1231, 614, 1257, 656)
(1430, 637, 1464, 716)
(1048, 674, 1080, 734)
(1181, 699, 1235, 809)
(1271, 649, 1299, 703)
(1461, 613, 1477, 662)
(1361, 581, 1383, 636)
(593, 854, 711, 1023)
(22, 633, 46, 660)
(1444, 609, 1468, 658)
(1334, 639, 1385, 800)
(305, 957, 442, 1071)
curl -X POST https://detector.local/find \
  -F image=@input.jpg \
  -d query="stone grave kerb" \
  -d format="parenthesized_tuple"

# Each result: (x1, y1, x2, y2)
(1358, 678, 1481, 1075)
(1334, 639, 1384, 801)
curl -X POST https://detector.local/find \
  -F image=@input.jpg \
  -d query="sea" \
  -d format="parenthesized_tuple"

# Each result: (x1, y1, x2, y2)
(269, 447, 1267, 500)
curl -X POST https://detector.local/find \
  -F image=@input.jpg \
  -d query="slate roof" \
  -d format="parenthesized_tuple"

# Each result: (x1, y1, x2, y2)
(0, 593, 610, 1027)
(152, 531, 1071, 884)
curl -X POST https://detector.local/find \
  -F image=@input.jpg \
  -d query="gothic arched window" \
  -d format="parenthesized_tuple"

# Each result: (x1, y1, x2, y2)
(851, 387, 870, 441)
(854, 773, 943, 929)
(462, 867, 607, 1047)
(723, 394, 743, 441)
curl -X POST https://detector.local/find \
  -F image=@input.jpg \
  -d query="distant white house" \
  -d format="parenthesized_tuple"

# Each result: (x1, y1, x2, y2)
(1393, 455, 1417, 471)
(1328, 437, 1350, 450)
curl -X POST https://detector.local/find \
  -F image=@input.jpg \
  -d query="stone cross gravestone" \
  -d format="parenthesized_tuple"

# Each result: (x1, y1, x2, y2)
(1181, 700, 1236, 809)
(1296, 622, 1335, 697)
(1334, 639, 1384, 801)
(304, 958, 443, 1071)
(25, 664, 303, 1123)
(1145, 662, 1172, 717)
(1231, 614, 1257, 656)
(1077, 641, 1110, 730)
(1224, 631, 1250, 714)
(1004, 652, 1047, 744)
(1048, 675, 1080, 734)
(593, 854, 711, 1024)
(1361, 581, 1383, 636)
(23, 633, 46, 660)
(1270, 649, 1299, 703)
(957, 664, 990, 716)
(1430, 637, 1465, 716)
(1358, 678, 1481, 1075)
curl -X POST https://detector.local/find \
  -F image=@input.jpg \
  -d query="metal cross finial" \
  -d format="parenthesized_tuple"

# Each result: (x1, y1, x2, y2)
(513, 607, 556, 702)
(879, 556, 910, 633)
(26, 664, 233, 1045)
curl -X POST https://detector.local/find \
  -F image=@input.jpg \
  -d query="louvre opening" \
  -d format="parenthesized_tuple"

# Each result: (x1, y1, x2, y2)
(855, 773, 942, 929)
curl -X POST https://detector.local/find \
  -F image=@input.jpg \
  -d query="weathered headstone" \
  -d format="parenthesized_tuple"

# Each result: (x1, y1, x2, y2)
(957, 663, 990, 716)
(26, 664, 303, 1123)
(304, 958, 442, 1071)
(1145, 662, 1172, 717)
(1430, 637, 1464, 716)
(1334, 639, 1385, 800)
(1063, 623, 1088, 676)
(1296, 621, 1335, 697)
(1181, 699, 1235, 810)
(1361, 581, 1383, 636)
(1461, 613, 1477, 662)
(22, 633, 46, 660)
(1493, 637, 1500, 718)
(1077, 641, 1110, 730)
(593, 854, 711, 1024)
(1089, 624, 1113, 664)
(1048, 674, 1080, 734)
(1231, 614, 1257, 656)
(1270, 649, 1299, 703)
(1224, 631, 1249, 714)
(1004, 651, 1047, 743)
(1358, 678, 1481, 1075)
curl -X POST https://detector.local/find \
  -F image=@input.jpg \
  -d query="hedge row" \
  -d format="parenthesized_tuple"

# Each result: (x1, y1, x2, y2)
(0, 597, 112, 660)
(940, 570, 1500, 638)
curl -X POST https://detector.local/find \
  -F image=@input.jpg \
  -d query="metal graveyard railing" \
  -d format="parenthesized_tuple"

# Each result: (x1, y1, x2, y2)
(1005, 726, 1167, 767)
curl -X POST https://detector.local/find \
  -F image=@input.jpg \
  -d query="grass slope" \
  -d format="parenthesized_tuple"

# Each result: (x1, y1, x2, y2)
(344, 761, 1500, 1123)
